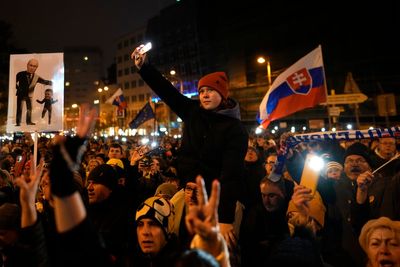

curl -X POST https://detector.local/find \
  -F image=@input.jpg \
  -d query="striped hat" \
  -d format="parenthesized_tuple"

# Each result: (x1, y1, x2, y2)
(325, 161, 343, 172)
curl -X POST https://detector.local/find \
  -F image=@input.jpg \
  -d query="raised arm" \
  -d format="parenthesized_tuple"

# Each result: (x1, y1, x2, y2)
(49, 104, 96, 232)
(185, 175, 230, 267)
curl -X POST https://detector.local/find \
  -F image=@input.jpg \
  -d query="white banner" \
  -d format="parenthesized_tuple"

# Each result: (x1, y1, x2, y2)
(288, 127, 400, 147)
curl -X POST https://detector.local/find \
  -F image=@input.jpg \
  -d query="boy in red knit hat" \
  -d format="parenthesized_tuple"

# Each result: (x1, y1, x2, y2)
(132, 45, 248, 252)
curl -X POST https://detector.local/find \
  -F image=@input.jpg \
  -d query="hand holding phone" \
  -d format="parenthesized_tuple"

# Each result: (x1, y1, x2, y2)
(139, 42, 152, 54)
(131, 42, 152, 69)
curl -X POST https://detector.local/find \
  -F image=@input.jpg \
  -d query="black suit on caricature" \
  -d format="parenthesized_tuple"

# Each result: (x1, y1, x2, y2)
(15, 71, 52, 125)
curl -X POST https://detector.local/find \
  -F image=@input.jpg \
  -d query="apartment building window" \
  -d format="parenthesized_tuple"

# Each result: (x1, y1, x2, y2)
(131, 80, 137, 88)
(139, 94, 145, 101)
(131, 95, 137, 102)
(118, 70, 123, 77)
(124, 82, 130, 89)
(131, 66, 135, 74)
(138, 79, 144, 86)
(124, 68, 129, 75)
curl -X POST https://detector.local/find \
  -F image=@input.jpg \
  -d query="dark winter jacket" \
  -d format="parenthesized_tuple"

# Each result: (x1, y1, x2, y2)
(138, 64, 248, 223)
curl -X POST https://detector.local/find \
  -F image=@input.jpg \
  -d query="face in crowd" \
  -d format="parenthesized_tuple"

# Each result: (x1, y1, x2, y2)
(108, 146, 123, 159)
(377, 138, 397, 160)
(265, 155, 277, 176)
(40, 170, 52, 204)
(326, 167, 342, 180)
(366, 227, 400, 267)
(344, 155, 371, 181)
(184, 182, 199, 206)
(244, 147, 258, 163)
(136, 218, 168, 256)
(260, 181, 285, 212)
(198, 87, 222, 110)
(135, 197, 173, 257)
(87, 180, 112, 204)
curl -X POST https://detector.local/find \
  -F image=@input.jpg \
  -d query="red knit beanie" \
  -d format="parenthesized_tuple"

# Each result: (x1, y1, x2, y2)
(198, 72, 229, 99)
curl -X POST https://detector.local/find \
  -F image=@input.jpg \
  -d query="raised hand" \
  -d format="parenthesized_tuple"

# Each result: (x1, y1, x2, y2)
(356, 171, 373, 204)
(50, 104, 97, 197)
(14, 158, 44, 227)
(131, 45, 147, 70)
(357, 171, 373, 192)
(185, 175, 220, 243)
(291, 184, 314, 216)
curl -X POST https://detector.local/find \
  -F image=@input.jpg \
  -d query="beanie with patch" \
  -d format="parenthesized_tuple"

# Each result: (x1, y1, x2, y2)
(136, 196, 175, 237)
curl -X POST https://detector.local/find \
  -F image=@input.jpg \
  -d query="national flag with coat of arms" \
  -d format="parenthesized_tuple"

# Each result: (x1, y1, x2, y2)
(106, 88, 127, 111)
(259, 45, 327, 128)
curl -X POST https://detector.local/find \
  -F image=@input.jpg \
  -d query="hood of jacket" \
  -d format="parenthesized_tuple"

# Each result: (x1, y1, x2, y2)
(215, 98, 241, 120)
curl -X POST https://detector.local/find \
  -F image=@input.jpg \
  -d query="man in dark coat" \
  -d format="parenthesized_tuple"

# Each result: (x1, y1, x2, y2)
(15, 58, 52, 126)
(86, 164, 131, 266)
(132, 46, 248, 245)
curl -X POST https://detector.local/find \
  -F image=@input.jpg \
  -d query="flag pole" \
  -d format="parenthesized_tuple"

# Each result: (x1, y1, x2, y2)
(150, 97, 157, 144)
(319, 45, 332, 130)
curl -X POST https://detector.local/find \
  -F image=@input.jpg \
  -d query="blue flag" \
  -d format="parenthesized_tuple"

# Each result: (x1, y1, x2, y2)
(129, 102, 155, 129)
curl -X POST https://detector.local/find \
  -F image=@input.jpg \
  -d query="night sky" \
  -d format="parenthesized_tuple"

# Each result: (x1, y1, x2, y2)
(0, 0, 163, 67)
(1, 0, 399, 93)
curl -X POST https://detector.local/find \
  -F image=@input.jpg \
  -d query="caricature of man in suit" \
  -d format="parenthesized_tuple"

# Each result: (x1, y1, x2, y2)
(15, 58, 52, 126)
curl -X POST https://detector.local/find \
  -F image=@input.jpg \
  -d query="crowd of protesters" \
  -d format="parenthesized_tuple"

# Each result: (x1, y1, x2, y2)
(1, 126, 399, 267)
(0, 43, 399, 267)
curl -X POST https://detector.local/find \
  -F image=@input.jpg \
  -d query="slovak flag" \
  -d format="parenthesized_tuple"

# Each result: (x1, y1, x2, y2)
(106, 88, 127, 110)
(259, 45, 327, 128)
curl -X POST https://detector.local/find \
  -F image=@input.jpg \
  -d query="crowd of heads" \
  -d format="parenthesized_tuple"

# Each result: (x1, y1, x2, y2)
(0, 131, 399, 266)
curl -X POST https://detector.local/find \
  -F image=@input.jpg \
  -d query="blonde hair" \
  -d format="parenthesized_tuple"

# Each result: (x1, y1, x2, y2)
(359, 217, 400, 252)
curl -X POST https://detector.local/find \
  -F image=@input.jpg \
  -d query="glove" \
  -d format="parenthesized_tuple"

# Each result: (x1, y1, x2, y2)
(50, 136, 87, 197)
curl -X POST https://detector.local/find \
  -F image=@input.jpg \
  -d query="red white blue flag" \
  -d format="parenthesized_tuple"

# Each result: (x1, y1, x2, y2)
(106, 88, 127, 111)
(259, 45, 327, 128)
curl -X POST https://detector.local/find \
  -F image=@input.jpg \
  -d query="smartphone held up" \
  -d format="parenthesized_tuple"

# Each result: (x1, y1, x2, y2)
(300, 154, 324, 196)
(139, 42, 152, 54)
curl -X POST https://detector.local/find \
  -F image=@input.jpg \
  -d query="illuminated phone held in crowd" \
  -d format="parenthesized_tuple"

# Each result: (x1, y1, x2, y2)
(300, 154, 324, 196)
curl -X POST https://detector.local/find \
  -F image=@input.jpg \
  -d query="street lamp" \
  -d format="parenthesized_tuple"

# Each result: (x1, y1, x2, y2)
(169, 69, 184, 94)
(257, 56, 272, 87)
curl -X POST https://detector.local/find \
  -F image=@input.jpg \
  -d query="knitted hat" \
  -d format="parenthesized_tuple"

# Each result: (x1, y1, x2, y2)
(136, 196, 175, 237)
(87, 164, 118, 191)
(198, 72, 229, 99)
(155, 183, 178, 199)
(0, 203, 21, 230)
(344, 142, 373, 167)
(325, 161, 343, 172)
(107, 158, 124, 169)
(359, 216, 400, 253)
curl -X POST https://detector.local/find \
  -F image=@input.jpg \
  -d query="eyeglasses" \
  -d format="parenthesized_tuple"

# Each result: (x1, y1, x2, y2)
(345, 159, 367, 165)
(380, 142, 395, 146)
(185, 186, 197, 194)
(266, 161, 276, 165)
